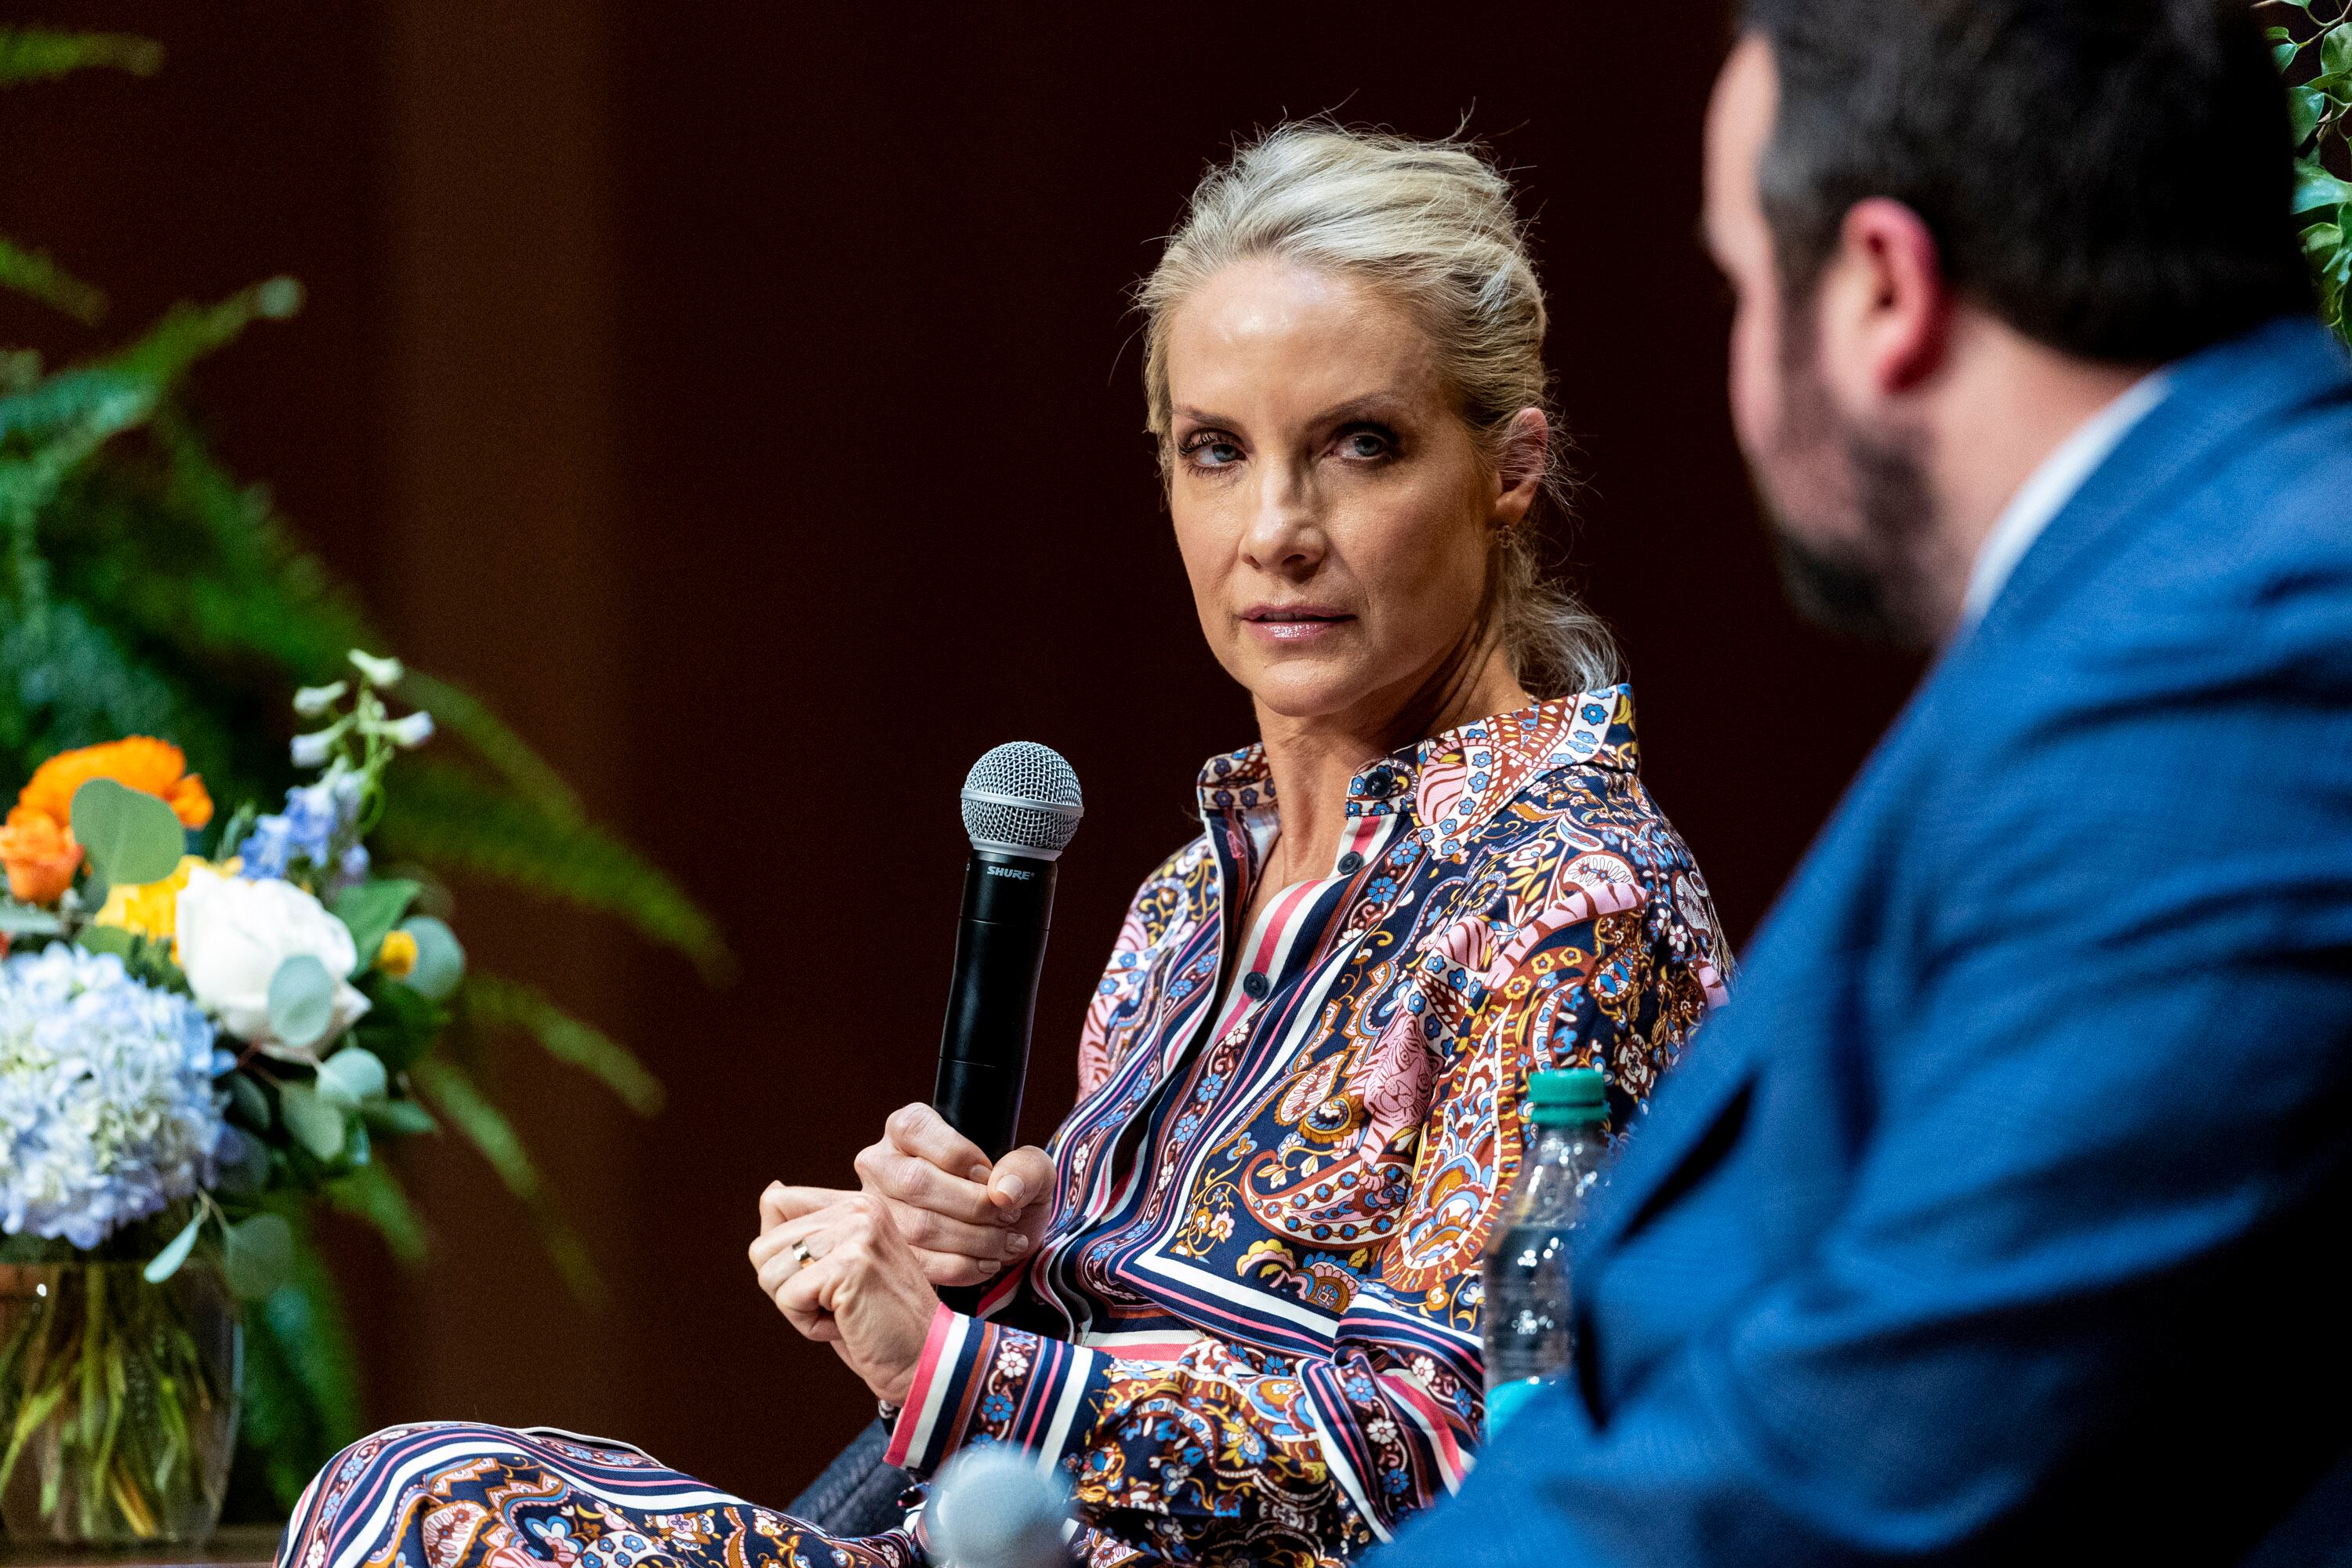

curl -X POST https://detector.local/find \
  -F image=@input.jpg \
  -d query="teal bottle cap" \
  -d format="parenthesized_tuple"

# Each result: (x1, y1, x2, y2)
(1486, 1375, 1555, 1436)
(1528, 1067, 1607, 1123)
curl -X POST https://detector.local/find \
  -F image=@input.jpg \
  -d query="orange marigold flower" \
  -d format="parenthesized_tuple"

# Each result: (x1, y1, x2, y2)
(0, 805, 83, 905)
(15, 737, 214, 832)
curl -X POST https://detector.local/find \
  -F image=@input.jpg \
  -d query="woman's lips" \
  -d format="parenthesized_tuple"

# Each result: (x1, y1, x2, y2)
(1241, 605, 1354, 644)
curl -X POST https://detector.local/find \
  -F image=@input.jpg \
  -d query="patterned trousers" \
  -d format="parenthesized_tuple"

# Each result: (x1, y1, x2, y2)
(277, 1424, 920, 1568)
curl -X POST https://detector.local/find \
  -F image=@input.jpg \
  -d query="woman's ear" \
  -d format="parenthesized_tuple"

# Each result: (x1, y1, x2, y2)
(1495, 408, 1548, 528)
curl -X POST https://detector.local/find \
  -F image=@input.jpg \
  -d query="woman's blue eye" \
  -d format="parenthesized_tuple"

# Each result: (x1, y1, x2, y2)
(1341, 431, 1388, 459)
(1193, 440, 1242, 467)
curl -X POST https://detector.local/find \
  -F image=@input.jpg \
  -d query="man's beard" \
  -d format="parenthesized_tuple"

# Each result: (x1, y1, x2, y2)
(1755, 318, 1945, 650)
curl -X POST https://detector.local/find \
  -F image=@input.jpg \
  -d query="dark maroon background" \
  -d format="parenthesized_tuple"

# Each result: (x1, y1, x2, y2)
(1, 4, 1915, 1504)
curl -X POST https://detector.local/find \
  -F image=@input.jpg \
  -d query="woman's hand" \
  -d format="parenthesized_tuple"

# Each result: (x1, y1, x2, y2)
(847, 1102, 1055, 1287)
(750, 1191, 938, 1406)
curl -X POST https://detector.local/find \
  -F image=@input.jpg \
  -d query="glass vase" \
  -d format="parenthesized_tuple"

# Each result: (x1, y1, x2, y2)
(0, 1260, 242, 1544)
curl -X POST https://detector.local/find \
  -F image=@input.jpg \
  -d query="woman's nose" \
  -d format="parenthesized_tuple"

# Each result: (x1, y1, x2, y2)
(1240, 467, 1323, 574)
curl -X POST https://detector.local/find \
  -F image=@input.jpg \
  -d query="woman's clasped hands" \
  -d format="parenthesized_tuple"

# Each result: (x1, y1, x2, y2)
(748, 1102, 1054, 1405)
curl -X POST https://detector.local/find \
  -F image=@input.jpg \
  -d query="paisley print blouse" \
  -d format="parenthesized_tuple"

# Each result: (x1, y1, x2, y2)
(884, 686, 1728, 1566)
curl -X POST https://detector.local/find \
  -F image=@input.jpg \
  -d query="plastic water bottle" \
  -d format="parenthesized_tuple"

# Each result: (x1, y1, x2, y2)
(1480, 1067, 1608, 1435)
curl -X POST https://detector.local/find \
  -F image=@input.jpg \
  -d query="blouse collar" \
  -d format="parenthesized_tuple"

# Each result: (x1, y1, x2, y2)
(1193, 684, 1639, 853)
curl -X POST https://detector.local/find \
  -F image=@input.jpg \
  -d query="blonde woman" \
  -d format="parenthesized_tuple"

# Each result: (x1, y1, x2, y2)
(279, 124, 1730, 1568)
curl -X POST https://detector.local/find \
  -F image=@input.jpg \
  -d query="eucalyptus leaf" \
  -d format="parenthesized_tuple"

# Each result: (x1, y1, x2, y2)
(332, 878, 420, 975)
(224, 1213, 296, 1301)
(267, 953, 337, 1051)
(0, 902, 64, 936)
(229, 1072, 272, 1130)
(70, 775, 184, 887)
(397, 916, 466, 1001)
(216, 1125, 271, 1196)
(317, 1046, 389, 1110)
(278, 1082, 348, 1163)
(75, 923, 135, 960)
(142, 1210, 204, 1283)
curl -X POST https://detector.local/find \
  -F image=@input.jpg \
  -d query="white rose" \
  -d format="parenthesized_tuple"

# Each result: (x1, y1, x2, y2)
(176, 865, 371, 1056)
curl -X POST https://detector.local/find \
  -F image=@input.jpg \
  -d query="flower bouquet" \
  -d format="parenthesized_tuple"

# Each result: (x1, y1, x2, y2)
(0, 651, 469, 1544)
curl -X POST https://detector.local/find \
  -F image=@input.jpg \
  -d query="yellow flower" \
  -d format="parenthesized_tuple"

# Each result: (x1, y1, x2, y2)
(93, 855, 212, 949)
(376, 927, 419, 979)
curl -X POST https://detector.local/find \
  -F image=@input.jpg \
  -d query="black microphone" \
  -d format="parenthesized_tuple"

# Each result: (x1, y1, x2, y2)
(933, 742, 1083, 1161)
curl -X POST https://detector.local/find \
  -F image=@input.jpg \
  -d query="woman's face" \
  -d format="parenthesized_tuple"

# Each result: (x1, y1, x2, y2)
(1165, 258, 1541, 730)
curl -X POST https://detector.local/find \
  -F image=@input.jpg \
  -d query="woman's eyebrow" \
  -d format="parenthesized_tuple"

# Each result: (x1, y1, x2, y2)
(1308, 393, 1408, 425)
(1173, 405, 1239, 429)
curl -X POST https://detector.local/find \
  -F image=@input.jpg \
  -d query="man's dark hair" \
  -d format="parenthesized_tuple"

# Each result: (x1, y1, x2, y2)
(1741, 0, 2314, 363)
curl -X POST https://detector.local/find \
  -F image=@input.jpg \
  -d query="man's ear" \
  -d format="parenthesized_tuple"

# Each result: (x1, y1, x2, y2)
(1813, 197, 1951, 408)
(1494, 407, 1549, 528)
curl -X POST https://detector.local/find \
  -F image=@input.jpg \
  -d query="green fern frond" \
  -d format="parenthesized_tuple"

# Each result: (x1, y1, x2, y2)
(324, 1161, 431, 1264)
(398, 668, 586, 822)
(46, 415, 377, 681)
(2, 281, 298, 504)
(408, 1057, 601, 1305)
(0, 27, 162, 86)
(0, 235, 105, 323)
(462, 971, 664, 1116)
(378, 758, 732, 982)
(0, 600, 215, 779)
(239, 1231, 364, 1509)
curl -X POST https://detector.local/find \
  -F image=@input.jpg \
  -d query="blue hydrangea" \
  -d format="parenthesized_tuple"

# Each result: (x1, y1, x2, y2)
(0, 945, 226, 1249)
(238, 770, 366, 884)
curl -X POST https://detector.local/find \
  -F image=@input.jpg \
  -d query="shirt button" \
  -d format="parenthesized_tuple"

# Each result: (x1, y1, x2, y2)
(1242, 971, 1270, 1000)
(1336, 851, 1364, 874)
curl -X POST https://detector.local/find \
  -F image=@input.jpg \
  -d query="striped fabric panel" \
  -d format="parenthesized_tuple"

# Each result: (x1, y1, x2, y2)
(285, 1424, 758, 1568)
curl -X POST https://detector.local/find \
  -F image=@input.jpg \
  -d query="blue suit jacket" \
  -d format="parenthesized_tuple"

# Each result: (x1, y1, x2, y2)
(1382, 319, 2352, 1565)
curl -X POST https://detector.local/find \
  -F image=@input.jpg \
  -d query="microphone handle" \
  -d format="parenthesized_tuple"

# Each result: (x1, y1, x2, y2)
(934, 850, 1057, 1161)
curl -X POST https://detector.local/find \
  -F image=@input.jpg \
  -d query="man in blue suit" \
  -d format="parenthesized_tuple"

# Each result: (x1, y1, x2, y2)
(1385, 2, 2352, 1562)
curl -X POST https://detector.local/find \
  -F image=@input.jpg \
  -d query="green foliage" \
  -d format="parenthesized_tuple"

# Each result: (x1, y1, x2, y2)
(379, 759, 730, 981)
(230, 1236, 361, 1513)
(70, 775, 187, 886)
(462, 970, 665, 1116)
(334, 877, 422, 973)
(0, 27, 162, 86)
(2270, 0, 2352, 341)
(1, 35, 728, 1512)
(408, 1058, 601, 1305)
(0, 238, 105, 325)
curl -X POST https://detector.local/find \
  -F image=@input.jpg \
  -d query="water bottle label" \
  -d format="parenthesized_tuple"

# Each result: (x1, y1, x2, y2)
(1484, 1376, 1554, 1437)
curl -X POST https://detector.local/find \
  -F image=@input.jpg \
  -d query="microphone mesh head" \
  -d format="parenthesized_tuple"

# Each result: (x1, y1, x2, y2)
(929, 1445, 1071, 1568)
(960, 742, 1083, 859)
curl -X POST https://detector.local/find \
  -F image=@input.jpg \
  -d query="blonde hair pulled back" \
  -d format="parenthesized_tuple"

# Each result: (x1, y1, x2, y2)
(1137, 122, 1620, 698)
